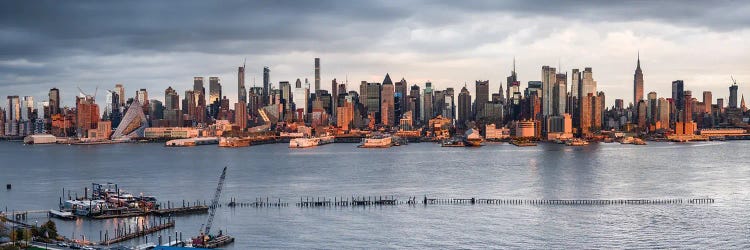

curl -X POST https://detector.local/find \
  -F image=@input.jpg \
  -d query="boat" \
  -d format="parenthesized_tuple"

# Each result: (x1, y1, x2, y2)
(621, 136, 647, 145)
(359, 135, 393, 148)
(565, 138, 589, 146)
(49, 209, 76, 220)
(464, 129, 484, 147)
(192, 232, 234, 248)
(441, 138, 465, 147)
(510, 139, 537, 147)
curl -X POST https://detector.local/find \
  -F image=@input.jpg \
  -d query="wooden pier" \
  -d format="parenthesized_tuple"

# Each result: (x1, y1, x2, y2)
(99, 219, 175, 245)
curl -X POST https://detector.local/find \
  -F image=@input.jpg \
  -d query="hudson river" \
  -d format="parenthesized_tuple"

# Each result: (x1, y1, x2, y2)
(1, 141, 749, 248)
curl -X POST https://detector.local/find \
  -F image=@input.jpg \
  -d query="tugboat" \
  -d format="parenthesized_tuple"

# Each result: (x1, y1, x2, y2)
(464, 129, 484, 147)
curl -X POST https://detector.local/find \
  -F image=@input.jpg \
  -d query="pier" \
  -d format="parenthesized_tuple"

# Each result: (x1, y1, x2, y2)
(99, 218, 175, 245)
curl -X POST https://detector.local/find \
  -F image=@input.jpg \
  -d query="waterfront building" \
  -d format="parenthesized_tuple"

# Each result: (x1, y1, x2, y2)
(634, 53, 644, 105)
(515, 119, 536, 138)
(75, 95, 99, 138)
(112, 99, 149, 139)
(86, 120, 111, 140)
(293, 79, 308, 118)
(485, 124, 510, 140)
(144, 127, 199, 139)
(546, 114, 573, 140)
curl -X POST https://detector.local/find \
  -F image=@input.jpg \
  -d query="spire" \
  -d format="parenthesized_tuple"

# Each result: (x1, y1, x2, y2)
(513, 56, 516, 73)
(637, 50, 641, 69)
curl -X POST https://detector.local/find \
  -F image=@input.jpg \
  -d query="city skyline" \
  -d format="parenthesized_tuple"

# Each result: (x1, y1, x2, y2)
(1, 1, 749, 107)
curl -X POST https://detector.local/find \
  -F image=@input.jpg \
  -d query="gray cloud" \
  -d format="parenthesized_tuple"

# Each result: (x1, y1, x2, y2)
(1, 0, 749, 107)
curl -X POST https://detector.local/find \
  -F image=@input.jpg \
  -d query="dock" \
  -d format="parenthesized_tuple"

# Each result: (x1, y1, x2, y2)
(99, 219, 175, 245)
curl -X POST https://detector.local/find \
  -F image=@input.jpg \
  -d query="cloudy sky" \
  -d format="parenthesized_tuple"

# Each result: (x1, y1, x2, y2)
(2, 0, 750, 108)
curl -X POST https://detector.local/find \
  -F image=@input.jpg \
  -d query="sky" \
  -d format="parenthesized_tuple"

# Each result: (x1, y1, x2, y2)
(2, 0, 750, 108)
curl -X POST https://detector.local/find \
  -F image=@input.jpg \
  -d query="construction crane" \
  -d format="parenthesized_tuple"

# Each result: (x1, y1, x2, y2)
(203, 166, 227, 236)
(731, 75, 738, 85)
(191, 166, 234, 248)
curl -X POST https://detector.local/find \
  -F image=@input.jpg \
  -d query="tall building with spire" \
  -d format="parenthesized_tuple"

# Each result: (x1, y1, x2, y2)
(729, 82, 738, 108)
(238, 61, 247, 104)
(381, 74, 395, 126)
(634, 52, 644, 105)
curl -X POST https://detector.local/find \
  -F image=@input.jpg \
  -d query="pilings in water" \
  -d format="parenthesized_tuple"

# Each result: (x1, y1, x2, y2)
(295, 196, 412, 207)
(99, 217, 175, 246)
(284, 196, 716, 207)
(227, 197, 289, 207)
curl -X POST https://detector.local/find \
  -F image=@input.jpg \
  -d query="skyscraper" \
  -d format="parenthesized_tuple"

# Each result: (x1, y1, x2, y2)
(48, 88, 60, 116)
(422, 82, 433, 123)
(5, 96, 20, 136)
(683, 90, 692, 123)
(633, 52, 644, 105)
(209, 77, 222, 104)
(331, 78, 338, 118)
(136, 89, 149, 107)
(238, 63, 247, 104)
(541, 66, 557, 117)
(115, 84, 125, 106)
(381, 74, 395, 126)
(554, 73, 567, 115)
(703, 91, 712, 113)
(263, 67, 270, 105)
(457, 86, 472, 128)
(474, 80, 489, 120)
(729, 83, 738, 108)
(671, 80, 684, 111)
(293, 78, 308, 116)
(314, 58, 320, 93)
(165, 86, 179, 110)
(75, 95, 99, 138)
(193, 77, 205, 98)
(395, 78, 407, 121)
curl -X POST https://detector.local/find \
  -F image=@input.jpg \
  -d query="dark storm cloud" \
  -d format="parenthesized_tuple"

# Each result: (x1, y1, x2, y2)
(1, 0, 749, 103)
(0, 0, 410, 59)
(433, 0, 750, 31)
